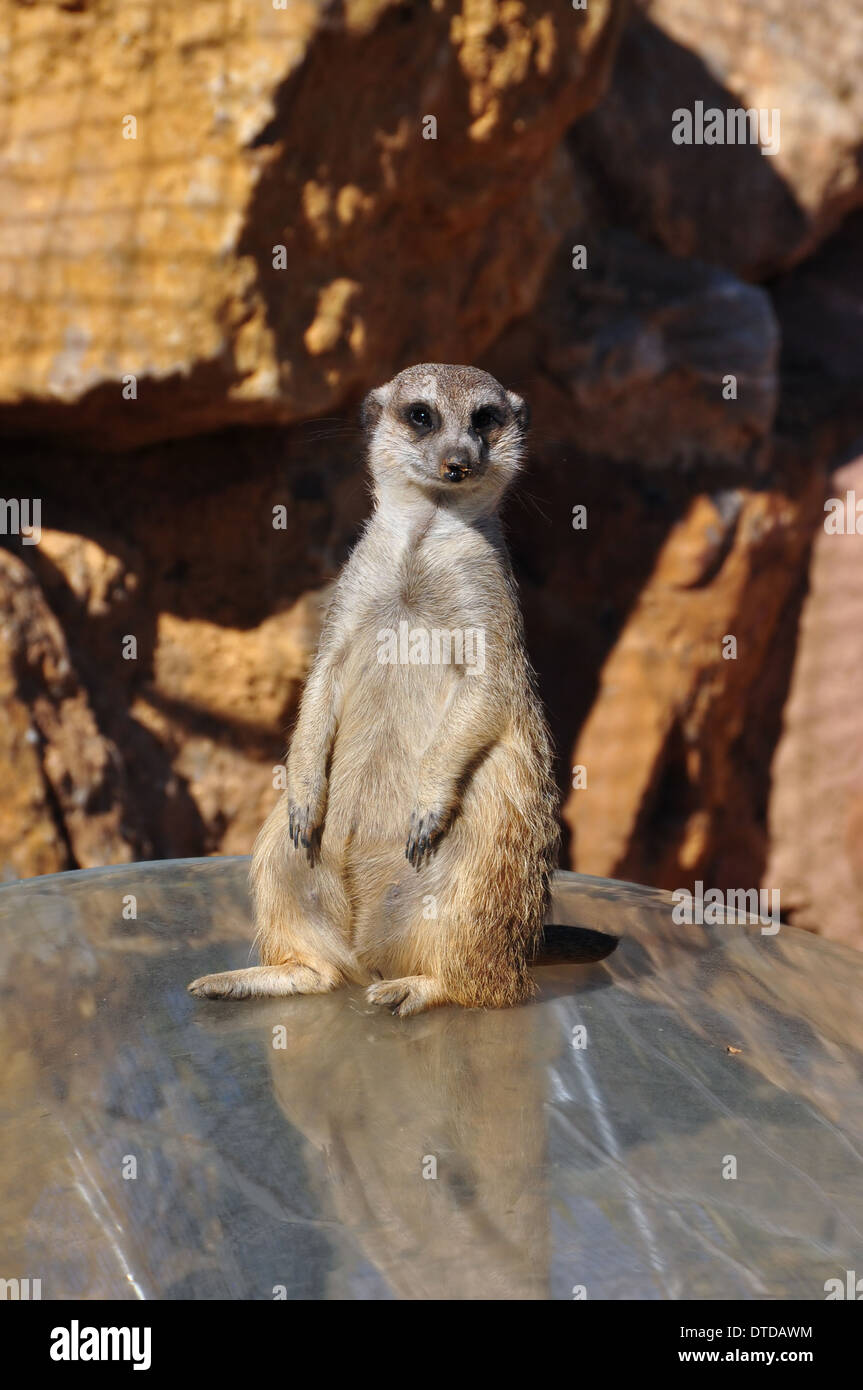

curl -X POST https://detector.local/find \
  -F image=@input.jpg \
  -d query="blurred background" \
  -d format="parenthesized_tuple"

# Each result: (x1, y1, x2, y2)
(0, 0, 860, 950)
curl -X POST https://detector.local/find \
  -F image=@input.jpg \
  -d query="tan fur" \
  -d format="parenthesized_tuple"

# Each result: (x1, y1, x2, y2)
(188, 364, 560, 1016)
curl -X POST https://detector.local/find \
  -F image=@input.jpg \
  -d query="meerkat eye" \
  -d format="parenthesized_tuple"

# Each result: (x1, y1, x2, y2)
(406, 403, 434, 431)
(472, 406, 502, 432)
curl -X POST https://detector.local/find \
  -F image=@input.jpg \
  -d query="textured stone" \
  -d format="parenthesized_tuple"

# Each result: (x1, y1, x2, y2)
(524, 229, 779, 468)
(765, 455, 863, 949)
(0, 0, 624, 445)
(0, 549, 135, 878)
(572, 3, 863, 277)
(559, 479, 821, 890)
(6, 428, 365, 867)
(772, 209, 863, 441)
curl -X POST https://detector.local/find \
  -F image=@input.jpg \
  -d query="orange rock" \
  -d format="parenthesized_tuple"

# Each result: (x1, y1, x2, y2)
(0, 551, 135, 876)
(571, 2, 863, 278)
(0, 0, 625, 447)
(765, 456, 863, 948)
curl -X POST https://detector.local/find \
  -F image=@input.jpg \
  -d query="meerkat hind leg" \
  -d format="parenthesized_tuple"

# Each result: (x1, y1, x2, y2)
(188, 959, 340, 1000)
(365, 974, 450, 1018)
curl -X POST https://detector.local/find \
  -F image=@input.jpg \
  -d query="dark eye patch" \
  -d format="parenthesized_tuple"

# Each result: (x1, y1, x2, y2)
(472, 405, 503, 432)
(406, 402, 435, 432)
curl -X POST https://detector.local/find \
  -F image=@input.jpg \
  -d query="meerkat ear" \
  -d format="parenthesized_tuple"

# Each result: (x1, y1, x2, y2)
(360, 387, 385, 435)
(507, 390, 530, 434)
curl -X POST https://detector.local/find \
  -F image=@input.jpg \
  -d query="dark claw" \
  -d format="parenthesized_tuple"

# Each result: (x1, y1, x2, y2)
(288, 802, 317, 854)
(405, 810, 445, 869)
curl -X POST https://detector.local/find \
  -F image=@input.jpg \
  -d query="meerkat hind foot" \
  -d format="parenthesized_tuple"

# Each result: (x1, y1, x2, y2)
(365, 974, 450, 1017)
(188, 962, 338, 1000)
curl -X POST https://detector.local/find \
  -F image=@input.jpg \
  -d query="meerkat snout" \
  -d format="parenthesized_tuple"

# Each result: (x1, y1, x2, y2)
(439, 449, 472, 482)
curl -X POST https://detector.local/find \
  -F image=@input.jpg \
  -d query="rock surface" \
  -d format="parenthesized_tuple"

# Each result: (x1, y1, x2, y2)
(0, 0, 624, 445)
(559, 475, 822, 891)
(571, 2, 863, 278)
(520, 228, 780, 468)
(0, 550, 134, 879)
(765, 455, 863, 950)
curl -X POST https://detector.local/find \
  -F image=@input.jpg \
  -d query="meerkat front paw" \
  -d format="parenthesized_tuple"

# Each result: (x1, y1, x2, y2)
(365, 975, 449, 1017)
(288, 799, 322, 850)
(286, 761, 328, 847)
(405, 808, 446, 868)
(287, 775, 328, 853)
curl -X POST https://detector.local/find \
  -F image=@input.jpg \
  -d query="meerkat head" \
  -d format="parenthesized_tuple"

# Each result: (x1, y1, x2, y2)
(360, 363, 529, 514)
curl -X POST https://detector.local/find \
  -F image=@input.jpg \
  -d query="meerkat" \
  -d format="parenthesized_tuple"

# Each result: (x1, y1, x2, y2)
(188, 363, 560, 1016)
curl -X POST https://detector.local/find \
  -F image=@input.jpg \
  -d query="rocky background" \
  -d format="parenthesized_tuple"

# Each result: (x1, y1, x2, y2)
(0, 0, 861, 948)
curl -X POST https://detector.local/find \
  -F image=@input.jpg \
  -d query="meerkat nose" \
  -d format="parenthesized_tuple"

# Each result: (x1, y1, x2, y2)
(440, 454, 471, 482)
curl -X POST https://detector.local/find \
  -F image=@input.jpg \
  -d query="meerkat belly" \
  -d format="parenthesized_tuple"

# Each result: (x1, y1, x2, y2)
(324, 629, 461, 844)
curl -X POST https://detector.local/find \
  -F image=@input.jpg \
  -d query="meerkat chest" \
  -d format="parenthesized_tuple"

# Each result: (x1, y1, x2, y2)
(349, 539, 497, 683)
(379, 536, 491, 622)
